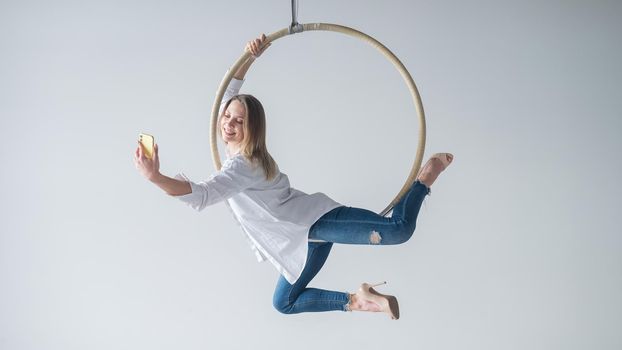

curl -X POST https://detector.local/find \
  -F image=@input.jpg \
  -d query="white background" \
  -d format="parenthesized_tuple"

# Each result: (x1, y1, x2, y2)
(1, 0, 621, 349)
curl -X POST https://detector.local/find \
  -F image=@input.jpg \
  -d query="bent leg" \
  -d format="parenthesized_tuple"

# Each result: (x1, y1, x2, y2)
(308, 181, 430, 245)
(273, 242, 349, 314)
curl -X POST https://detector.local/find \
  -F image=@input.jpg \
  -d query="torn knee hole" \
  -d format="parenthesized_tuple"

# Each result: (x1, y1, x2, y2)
(369, 230, 382, 244)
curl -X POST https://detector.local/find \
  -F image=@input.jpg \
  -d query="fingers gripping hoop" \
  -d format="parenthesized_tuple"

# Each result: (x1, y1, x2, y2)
(210, 23, 426, 216)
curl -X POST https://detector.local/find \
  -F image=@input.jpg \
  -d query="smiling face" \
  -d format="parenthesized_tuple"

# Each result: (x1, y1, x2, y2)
(220, 100, 246, 148)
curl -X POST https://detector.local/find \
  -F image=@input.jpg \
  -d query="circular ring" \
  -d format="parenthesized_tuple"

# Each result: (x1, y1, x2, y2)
(210, 23, 426, 216)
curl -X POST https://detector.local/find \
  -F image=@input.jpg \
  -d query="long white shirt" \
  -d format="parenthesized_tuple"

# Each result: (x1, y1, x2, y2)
(173, 78, 341, 284)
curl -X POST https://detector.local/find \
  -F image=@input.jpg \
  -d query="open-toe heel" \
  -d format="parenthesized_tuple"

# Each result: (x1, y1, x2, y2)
(416, 152, 454, 189)
(358, 281, 400, 320)
(431, 153, 453, 170)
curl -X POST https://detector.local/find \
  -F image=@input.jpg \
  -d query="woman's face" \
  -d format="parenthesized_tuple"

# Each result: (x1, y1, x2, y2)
(221, 100, 246, 146)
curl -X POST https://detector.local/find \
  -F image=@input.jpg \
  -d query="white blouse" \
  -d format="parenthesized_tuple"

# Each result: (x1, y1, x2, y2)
(173, 78, 341, 284)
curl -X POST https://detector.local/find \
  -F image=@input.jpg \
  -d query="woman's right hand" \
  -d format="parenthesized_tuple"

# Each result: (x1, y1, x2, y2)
(245, 33, 271, 59)
(134, 142, 161, 182)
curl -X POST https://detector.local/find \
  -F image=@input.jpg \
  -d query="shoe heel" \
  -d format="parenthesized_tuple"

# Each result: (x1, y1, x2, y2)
(369, 281, 387, 288)
(360, 281, 399, 320)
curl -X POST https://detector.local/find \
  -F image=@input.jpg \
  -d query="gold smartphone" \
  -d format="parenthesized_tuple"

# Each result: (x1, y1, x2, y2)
(138, 133, 155, 159)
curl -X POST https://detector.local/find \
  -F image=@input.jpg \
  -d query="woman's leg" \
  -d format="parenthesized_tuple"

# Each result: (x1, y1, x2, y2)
(308, 180, 430, 245)
(271, 181, 430, 315)
(308, 153, 453, 245)
(272, 242, 350, 314)
(283, 154, 453, 316)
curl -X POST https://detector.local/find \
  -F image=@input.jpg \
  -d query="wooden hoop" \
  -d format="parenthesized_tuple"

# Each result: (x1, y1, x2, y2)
(210, 23, 426, 216)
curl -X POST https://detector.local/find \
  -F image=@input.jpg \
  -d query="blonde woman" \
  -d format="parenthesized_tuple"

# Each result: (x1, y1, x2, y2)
(134, 34, 453, 319)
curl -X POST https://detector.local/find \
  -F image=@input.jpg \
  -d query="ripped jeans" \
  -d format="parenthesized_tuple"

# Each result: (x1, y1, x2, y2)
(272, 180, 430, 314)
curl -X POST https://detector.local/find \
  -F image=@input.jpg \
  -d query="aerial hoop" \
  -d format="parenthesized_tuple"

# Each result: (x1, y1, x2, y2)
(210, 23, 426, 216)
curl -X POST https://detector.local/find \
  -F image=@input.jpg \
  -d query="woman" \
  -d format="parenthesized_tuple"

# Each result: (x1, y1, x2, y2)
(134, 34, 453, 320)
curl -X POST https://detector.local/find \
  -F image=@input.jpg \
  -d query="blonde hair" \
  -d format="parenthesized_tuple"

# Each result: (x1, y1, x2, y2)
(219, 94, 278, 180)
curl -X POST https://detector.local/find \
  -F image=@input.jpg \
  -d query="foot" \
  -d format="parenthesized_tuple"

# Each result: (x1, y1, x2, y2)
(416, 153, 453, 188)
(348, 283, 400, 319)
(348, 293, 383, 312)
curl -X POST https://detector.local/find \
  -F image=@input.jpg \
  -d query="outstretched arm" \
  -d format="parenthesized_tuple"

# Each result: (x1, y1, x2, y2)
(134, 143, 191, 196)
(150, 173, 191, 196)
(134, 35, 272, 198)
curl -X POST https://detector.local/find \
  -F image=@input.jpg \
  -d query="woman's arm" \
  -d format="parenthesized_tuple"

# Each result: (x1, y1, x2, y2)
(134, 35, 271, 197)
(233, 56, 254, 80)
(134, 143, 191, 196)
(150, 173, 191, 196)
(233, 34, 271, 80)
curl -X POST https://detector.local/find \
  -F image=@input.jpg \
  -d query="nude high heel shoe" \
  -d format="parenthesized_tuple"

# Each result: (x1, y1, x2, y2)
(358, 282, 400, 320)
(416, 153, 454, 189)
(432, 153, 454, 170)
(417, 153, 454, 177)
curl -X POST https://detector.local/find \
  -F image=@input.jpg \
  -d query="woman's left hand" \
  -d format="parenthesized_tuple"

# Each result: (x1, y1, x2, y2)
(134, 142, 161, 182)
(246, 34, 271, 58)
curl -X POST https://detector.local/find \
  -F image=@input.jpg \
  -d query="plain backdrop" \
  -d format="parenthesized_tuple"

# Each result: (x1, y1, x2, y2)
(1, 0, 621, 349)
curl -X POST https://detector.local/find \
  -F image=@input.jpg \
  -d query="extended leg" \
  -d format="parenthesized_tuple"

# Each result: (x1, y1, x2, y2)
(308, 180, 429, 245)
(308, 153, 453, 245)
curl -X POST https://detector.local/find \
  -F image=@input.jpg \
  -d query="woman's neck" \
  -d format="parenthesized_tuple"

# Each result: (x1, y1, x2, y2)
(226, 144, 241, 157)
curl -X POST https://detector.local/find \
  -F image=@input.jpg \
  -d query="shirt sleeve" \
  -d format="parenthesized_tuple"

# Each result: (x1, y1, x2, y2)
(173, 155, 263, 211)
(218, 77, 244, 114)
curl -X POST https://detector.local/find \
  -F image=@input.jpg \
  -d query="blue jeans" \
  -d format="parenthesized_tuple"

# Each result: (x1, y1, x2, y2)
(272, 180, 430, 314)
